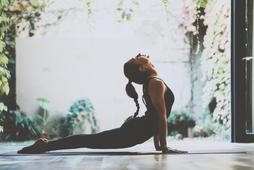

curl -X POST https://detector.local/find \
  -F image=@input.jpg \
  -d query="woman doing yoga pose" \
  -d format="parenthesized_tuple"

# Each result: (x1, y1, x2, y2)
(17, 53, 186, 154)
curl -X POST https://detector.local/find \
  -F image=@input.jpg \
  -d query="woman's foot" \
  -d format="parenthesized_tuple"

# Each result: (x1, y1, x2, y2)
(17, 138, 48, 154)
(162, 147, 188, 154)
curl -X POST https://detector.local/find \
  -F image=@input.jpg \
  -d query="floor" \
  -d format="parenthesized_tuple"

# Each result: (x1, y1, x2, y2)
(0, 138, 254, 170)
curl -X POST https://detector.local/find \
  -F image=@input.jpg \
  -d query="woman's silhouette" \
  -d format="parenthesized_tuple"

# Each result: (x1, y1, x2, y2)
(17, 53, 186, 154)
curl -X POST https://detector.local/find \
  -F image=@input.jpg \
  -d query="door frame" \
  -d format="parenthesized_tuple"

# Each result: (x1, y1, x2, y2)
(231, 0, 254, 142)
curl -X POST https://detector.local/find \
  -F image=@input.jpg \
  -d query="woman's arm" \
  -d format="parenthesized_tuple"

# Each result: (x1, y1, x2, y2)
(148, 79, 168, 151)
(153, 135, 161, 150)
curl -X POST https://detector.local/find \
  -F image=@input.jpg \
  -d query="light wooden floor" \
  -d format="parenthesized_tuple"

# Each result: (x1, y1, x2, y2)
(0, 138, 254, 170)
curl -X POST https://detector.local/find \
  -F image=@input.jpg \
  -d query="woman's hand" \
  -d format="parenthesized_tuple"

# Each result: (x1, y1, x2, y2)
(155, 145, 162, 151)
(161, 147, 188, 154)
(153, 135, 161, 151)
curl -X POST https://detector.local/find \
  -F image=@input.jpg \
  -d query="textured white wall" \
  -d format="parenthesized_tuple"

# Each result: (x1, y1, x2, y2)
(16, 0, 191, 130)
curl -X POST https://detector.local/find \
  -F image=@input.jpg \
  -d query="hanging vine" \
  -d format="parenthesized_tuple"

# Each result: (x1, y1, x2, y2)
(117, 0, 139, 21)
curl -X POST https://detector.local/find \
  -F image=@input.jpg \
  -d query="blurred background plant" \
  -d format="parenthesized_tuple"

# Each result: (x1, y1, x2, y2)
(0, 97, 99, 141)
(117, 0, 139, 22)
(32, 97, 50, 138)
(46, 98, 99, 139)
(192, 108, 230, 140)
(0, 109, 39, 141)
(0, 0, 47, 135)
(168, 110, 196, 138)
(192, 108, 216, 138)
(179, 0, 230, 139)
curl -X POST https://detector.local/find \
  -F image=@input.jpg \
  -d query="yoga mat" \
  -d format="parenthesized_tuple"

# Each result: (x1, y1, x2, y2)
(0, 150, 247, 156)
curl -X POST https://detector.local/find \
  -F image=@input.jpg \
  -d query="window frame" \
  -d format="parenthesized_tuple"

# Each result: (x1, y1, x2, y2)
(231, 0, 254, 142)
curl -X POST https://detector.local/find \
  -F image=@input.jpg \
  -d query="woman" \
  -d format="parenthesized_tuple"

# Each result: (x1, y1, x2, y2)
(18, 53, 186, 154)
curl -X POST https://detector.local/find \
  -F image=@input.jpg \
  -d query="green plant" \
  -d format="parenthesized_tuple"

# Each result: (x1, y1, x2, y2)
(46, 98, 99, 138)
(44, 112, 66, 139)
(195, 0, 211, 8)
(117, 0, 139, 21)
(0, 109, 40, 141)
(0, 97, 50, 141)
(168, 110, 196, 127)
(192, 109, 216, 137)
(168, 110, 195, 137)
(67, 98, 99, 135)
(32, 97, 50, 137)
(0, 97, 99, 141)
(0, 1, 46, 135)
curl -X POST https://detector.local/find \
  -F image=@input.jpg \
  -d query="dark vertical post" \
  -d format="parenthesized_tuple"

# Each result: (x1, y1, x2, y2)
(245, 0, 253, 134)
(231, 0, 247, 142)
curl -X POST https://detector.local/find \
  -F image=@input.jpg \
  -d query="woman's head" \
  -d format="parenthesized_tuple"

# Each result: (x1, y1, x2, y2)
(123, 53, 157, 117)
(124, 53, 157, 84)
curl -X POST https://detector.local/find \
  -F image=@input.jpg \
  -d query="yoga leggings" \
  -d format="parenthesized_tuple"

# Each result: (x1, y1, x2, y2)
(46, 126, 153, 151)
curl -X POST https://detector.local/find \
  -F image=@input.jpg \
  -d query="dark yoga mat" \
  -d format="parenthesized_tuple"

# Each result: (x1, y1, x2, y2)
(0, 150, 247, 156)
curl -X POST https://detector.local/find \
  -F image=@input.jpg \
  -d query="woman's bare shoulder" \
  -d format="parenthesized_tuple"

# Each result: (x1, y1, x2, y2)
(148, 78, 166, 92)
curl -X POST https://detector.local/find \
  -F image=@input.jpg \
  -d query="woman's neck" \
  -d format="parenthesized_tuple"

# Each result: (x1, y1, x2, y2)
(144, 74, 158, 83)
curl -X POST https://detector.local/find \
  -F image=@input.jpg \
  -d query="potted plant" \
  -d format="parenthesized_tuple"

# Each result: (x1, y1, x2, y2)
(168, 110, 196, 137)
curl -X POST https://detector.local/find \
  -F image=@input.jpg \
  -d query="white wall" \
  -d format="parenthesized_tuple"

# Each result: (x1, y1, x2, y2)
(16, 0, 191, 130)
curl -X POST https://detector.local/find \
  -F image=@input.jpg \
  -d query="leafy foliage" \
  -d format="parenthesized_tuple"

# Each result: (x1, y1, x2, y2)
(201, 0, 230, 134)
(63, 98, 99, 136)
(0, 109, 40, 141)
(179, 0, 230, 139)
(195, 0, 212, 8)
(192, 108, 216, 137)
(168, 110, 196, 128)
(0, 97, 99, 141)
(0, 97, 50, 141)
(32, 97, 50, 136)
(117, 0, 139, 21)
(0, 0, 44, 115)
(45, 98, 99, 138)
(168, 110, 196, 137)
(0, 0, 46, 131)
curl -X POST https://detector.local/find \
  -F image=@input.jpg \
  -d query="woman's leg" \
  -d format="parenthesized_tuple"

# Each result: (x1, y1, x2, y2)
(46, 128, 134, 151)
(17, 118, 153, 153)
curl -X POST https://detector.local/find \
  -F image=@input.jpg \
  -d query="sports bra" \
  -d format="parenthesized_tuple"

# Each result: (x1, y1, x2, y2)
(142, 77, 175, 120)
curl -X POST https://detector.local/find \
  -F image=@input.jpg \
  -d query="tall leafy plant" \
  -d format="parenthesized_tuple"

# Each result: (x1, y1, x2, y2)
(0, 0, 45, 109)
(0, 0, 46, 132)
